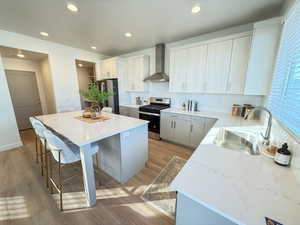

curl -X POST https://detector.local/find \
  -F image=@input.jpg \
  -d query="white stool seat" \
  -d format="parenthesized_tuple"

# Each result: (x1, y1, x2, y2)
(44, 130, 99, 164)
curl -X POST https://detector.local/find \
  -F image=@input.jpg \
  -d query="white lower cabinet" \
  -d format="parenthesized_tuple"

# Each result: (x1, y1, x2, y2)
(160, 112, 216, 148)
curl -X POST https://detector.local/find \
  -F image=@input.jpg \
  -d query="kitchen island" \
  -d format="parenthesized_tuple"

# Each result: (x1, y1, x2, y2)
(36, 111, 149, 207)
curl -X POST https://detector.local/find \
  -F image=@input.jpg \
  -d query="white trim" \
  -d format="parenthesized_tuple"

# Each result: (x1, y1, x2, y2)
(0, 141, 23, 152)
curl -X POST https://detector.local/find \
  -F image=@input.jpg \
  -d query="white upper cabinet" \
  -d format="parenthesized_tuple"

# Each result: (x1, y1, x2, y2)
(186, 45, 208, 93)
(244, 17, 282, 95)
(124, 55, 149, 92)
(169, 48, 188, 92)
(227, 36, 252, 94)
(100, 57, 119, 79)
(169, 45, 208, 93)
(205, 40, 233, 94)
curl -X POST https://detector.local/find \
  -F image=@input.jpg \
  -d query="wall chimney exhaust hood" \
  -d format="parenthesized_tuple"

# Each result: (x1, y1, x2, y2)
(144, 43, 169, 82)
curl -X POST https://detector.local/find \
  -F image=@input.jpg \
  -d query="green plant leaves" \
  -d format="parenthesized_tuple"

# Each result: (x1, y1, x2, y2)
(80, 83, 113, 104)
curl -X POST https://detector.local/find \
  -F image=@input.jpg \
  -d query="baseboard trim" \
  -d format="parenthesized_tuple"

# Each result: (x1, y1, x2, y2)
(0, 141, 23, 152)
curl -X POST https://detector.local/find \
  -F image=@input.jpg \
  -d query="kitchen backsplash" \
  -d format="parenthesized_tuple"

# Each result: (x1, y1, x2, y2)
(126, 82, 264, 113)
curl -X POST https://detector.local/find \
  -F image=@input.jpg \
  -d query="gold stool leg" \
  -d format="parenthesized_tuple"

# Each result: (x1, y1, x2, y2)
(58, 152, 63, 211)
(49, 152, 53, 194)
(40, 140, 44, 176)
(45, 140, 49, 188)
(35, 135, 38, 163)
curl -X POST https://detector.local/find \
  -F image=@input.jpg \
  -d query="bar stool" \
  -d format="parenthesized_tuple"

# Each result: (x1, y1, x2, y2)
(43, 130, 99, 211)
(29, 117, 48, 179)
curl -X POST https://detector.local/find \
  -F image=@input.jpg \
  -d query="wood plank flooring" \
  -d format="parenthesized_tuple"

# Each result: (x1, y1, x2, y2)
(0, 130, 193, 225)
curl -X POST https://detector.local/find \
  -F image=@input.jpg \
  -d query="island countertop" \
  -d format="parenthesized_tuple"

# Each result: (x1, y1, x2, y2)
(169, 109, 300, 225)
(36, 111, 149, 147)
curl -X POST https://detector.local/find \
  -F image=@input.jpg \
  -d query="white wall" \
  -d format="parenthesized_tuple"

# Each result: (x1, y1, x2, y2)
(40, 58, 56, 114)
(0, 54, 22, 151)
(2, 57, 48, 114)
(119, 23, 264, 113)
(0, 29, 105, 113)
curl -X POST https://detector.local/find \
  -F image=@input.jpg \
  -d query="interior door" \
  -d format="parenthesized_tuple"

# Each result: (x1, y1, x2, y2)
(5, 70, 42, 130)
(205, 40, 233, 94)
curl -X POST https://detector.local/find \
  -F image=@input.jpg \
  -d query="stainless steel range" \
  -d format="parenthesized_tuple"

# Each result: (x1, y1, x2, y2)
(139, 97, 171, 139)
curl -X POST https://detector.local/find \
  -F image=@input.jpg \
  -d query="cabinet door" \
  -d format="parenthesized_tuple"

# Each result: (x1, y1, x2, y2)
(110, 59, 117, 77)
(160, 113, 174, 141)
(169, 49, 188, 92)
(227, 36, 251, 94)
(244, 23, 281, 95)
(173, 117, 192, 146)
(128, 108, 139, 118)
(205, 40, 233, 94)
(133, 57, 144, 92)
(186, 45, 208, 93)
(125, 58, 135, 91)
(120, 106, 129, 116)
(190, 117, 207, 148)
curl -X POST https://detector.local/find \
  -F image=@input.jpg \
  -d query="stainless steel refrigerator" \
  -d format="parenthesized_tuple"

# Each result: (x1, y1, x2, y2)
(96, 78, 119, 114)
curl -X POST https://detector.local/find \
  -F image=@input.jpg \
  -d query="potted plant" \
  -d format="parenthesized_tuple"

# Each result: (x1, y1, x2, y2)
(80, 83, 113, 115)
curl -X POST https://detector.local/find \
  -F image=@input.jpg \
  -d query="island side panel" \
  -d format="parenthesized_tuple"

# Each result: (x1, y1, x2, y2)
(120, 124, 148, 183)
(98, 134, 122, 182)
(176, 192, 237, 225)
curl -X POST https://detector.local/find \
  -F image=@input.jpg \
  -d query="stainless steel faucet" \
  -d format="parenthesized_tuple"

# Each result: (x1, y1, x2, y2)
(248, 106, 272, 145)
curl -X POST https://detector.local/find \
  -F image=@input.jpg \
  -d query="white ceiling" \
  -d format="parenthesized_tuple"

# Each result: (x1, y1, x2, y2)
(0, 0, 284, 56)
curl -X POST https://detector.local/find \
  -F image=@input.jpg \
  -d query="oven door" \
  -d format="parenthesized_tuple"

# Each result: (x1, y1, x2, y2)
(139, 111, 160, 133)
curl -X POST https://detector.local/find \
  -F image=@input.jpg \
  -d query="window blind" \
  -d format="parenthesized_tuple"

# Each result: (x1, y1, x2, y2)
(268, 0, 300, 136)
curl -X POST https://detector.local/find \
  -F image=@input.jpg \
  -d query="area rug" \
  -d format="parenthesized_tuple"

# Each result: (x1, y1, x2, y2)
(142, 156, 186, 218)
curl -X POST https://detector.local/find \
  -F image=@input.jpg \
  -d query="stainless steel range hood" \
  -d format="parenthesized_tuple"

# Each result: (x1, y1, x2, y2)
(144, 44, 169, 82)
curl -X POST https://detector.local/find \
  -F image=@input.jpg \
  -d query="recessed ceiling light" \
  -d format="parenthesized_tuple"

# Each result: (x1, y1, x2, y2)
(191, 4, 201, 14)
(91, 46, 97, 50)
(40, 32, 49, 37)
(67, 3, 78, 12)
(125, 32, 132, 38)
(17, 53, 25, 58)
(78, 63, 83, 67)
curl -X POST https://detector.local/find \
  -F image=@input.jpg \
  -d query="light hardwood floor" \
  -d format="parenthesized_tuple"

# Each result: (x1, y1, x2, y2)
(0, 129, 193, 225)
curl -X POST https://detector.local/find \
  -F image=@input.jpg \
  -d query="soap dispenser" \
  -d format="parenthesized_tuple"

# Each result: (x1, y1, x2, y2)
(274, 143, 291, 166)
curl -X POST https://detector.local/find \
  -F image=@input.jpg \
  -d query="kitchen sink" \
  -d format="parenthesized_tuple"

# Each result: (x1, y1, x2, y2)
(213, 128, 261, 155)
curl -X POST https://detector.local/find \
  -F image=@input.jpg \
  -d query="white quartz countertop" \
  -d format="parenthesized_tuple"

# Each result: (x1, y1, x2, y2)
(169, 108, 300, 225)
(36, 111, 148, 147)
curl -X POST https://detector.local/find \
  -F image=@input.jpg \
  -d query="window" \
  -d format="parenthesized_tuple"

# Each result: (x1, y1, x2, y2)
(268, 1, 300, 136)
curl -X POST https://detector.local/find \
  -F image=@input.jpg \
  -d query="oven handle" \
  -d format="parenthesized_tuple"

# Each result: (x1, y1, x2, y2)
(139, 111, 160, 117)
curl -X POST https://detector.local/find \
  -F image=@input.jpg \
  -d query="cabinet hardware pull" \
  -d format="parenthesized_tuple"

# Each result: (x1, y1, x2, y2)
(171, 121, 173, 128)
(190, 125, 193, 132)
(174, 121, 176, 128)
